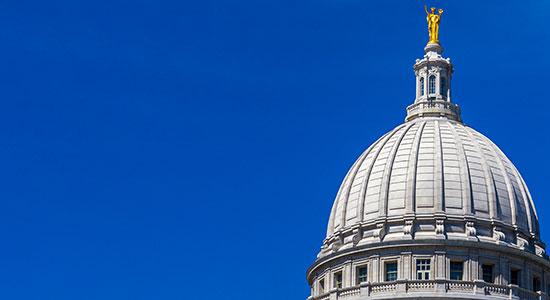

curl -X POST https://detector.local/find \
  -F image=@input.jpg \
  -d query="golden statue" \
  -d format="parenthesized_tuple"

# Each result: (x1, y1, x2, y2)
(425, 5, 443, 44)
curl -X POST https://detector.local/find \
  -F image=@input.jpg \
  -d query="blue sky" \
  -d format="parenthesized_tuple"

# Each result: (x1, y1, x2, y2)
(0, 1, 549, 299)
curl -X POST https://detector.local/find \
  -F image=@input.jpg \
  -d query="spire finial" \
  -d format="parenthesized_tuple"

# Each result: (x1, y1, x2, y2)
(425, 5, 443, 46)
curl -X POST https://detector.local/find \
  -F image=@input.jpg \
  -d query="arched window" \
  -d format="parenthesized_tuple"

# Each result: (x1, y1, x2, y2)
(429, 75, 436, 94)
(441, 77, 447, 97)
(420, 77, 425, 96)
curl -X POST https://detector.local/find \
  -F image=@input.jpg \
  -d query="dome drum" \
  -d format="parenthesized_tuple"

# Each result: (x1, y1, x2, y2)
(308, 242, 550, 300)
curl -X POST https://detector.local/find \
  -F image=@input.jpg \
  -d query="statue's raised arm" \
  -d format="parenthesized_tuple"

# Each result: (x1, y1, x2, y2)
(425, 5, 429, 14)
(438, 8, 443, 16)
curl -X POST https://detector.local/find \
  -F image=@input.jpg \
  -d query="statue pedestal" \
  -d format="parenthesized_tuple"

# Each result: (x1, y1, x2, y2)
(425, 42, 443, 53)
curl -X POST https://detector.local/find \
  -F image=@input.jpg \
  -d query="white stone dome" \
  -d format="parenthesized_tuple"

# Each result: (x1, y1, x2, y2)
(320, 117, 542, 257)
(307, 27, 550, 300)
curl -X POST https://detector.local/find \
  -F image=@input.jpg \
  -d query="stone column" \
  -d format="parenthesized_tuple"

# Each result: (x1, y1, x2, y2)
(345, 260, 352, 288)
(494, 255, 501, 285)
(470, 251, 479, 281)
(402, 251, 412, 280)
(542, 269, 546, 294)
(436, 70, 441, 99)
(502, 258, 509, 285)
(434, 251, 447, 279)
(435, 250, 446, 292)
(424, 67, 430, 99)
(519, 261, 530, 290)
(371, 255, 380, 283)
(415, 71, 420, 99)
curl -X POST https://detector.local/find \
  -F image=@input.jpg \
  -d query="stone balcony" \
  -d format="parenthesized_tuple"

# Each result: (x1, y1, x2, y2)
(405, 100, 461, 122)
(310, 279, 548, 300)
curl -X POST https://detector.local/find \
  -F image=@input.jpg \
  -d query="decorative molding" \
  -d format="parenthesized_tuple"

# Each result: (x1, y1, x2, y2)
(435, 219, 445, 235)
(373, 223, 385, 241)
(403, 219, 414, 237)
(466, 222, 477, 237)
(517, 233, 529, 249)
(493, 226, 506, 242)
(352, 228, 363, 246)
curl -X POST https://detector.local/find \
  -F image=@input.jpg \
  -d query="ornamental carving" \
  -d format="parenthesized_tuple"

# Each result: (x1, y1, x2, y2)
(352, 228, 363, 246)
(466, 222, 477, 237)
(517, 234, 529, 249)
(493, 226, 506, 241)
(435, 219, 445, 235)
(403, 220, 414, 236)
(536, 244, 545, 256)
(373, 223, 385, 240)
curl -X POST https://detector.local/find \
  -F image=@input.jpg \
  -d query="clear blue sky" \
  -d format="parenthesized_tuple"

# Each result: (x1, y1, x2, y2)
(0, 1, 549, 299)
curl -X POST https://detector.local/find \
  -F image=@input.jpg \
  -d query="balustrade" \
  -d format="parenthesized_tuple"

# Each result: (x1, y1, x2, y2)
(407, 280, 435, 291)
(406, 100, 461, 121)
(446, 280, 474, 292)
(337, 286, 360, 298)
(311, 279, 548, 300)
(370, 282, 397, 294)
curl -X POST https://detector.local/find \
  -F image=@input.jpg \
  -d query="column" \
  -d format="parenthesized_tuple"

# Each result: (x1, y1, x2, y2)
(435, 251, 446, 292)
(435, 251, 446, 279)
(501, 258, 509, 285)
(345, 260, 352, 288)
(402, 251, 412, 280)
(371, 255, 380, 283)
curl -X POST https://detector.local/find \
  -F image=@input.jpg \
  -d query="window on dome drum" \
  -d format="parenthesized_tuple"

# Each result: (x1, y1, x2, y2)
(385, 262, 398, 281)
(420, 77, 425, 96)
(482, 264, 494, 283)
(533, 276, 541, 292)
(319, 278, 325, 293)
(357, 266, 368, 284)
(450, 261, 463, 280)
(510, 269, 520, 286)
(334, 271, 342, 289)
(441, 77, 447, 97)
(429, 75, 436, 94)
(416, 259, 431, 280)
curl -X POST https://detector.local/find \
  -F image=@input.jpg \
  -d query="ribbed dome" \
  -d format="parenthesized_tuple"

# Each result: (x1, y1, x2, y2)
(308, 22, 550, 300)
(323, 117, 540, 252)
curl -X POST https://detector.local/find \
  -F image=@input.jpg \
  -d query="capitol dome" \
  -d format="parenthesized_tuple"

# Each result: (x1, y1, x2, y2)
(321, 118, 540, 257)
(306, 17, 550, 300)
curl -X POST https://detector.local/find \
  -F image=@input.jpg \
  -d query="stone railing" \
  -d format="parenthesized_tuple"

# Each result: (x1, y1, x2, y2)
(314, 292, 329, 300)
(485, 282, 510, 296)
(405, 100, 461, 122)
(370, 282, 397, 294)
(311, 279, 548, 300)
(516, 287, 540, 300)
(407, 279, 435, 291)
(337, 286, 360, 298)
(446, 280, 474, 292)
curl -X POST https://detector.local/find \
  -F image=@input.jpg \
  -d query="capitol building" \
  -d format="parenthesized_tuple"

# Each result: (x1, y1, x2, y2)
(306, 9, 550, 300)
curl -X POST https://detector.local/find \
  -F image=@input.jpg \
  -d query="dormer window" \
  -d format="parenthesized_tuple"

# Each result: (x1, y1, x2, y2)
(429, 75, 436, 94)
(420, 77, 425, 96)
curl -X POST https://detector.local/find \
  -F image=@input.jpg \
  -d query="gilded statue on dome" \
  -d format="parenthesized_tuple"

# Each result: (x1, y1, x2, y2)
(425, 5, 443, 44)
